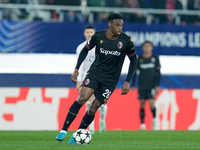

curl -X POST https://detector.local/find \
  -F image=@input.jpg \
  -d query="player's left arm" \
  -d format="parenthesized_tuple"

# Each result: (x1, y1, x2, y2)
(155, 56, 161, 94)
(121, 38, 137, 95)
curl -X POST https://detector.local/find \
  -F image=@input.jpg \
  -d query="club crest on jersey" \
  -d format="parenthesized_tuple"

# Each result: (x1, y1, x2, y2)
(151, 57, 155, 63)
(89, 57, 95, 63)
(117, 42, 123, 49)
(85, 79, 90, 85)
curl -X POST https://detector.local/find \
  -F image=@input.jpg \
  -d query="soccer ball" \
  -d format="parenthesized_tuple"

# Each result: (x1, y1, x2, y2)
(73, 129, 92, 145)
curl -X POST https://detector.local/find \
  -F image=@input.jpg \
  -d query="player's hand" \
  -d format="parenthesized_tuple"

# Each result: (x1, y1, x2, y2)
(76, 81, 81, 91)
(155, 86, 160, 95)
(131, 87, 136, 94)
(71, 69, 79, 83)
(121, 81, 130, 95)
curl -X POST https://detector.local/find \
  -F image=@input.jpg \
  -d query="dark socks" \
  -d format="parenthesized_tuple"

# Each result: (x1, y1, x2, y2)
(62, 101, 82, 131)
(78, 112, 95, 129)
(140, 108, 145, 123)
(151, 107, 156, 118)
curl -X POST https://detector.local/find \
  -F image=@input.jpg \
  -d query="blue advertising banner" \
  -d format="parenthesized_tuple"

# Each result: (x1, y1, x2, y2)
(0, 20, 200, 55)
(0, 73, 199, 89)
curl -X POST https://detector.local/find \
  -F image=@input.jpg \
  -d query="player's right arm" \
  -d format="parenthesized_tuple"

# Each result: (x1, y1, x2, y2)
(76, 44, 84, 90)
(155, 56, 161, 94)
(131, 55, 139, 92)
(71, 46, 89, 82)
(71, 34, 97, 83)
(131, 74, 137, 93)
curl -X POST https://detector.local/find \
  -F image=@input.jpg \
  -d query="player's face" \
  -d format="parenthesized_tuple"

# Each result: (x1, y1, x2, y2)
(84, 29, 95, 41)
(142, 43, 153, 54)
(109, 19, 124, 36)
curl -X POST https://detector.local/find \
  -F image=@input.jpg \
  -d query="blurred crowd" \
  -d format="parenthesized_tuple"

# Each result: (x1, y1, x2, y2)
(0, 0, 200, 25)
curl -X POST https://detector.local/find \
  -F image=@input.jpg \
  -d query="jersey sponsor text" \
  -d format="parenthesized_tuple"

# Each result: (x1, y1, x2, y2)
(100, 48, 121, 56)
(140, 63, 155, 69)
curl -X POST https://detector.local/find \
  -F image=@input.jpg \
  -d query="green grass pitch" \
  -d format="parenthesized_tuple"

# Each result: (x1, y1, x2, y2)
(0, 131, 199, 150)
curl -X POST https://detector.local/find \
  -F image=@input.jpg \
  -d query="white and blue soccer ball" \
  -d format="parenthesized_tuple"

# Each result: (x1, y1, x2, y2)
(73, 129, 92, 145)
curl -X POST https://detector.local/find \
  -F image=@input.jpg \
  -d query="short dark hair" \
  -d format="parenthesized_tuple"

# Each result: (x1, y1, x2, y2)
(142, 40, 153, 47)
(108, 13, 123, 22)
(84, 25, 96, 31)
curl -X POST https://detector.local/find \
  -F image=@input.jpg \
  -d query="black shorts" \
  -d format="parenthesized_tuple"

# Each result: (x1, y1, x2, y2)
(82, 75, 116, 104)
(138, 89, 155, 100)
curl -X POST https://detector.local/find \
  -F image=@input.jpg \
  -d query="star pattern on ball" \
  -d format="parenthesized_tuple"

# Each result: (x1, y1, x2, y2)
(73, 129, 91, 145)
(77, 130, 82, 136)
(86, 132, 90, 138)
(80, 139, 85, 144)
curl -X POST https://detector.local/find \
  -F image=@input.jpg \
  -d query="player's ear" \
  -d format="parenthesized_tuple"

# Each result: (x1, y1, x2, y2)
(108, 21, 112, 28)
(83, 31, 86, 37)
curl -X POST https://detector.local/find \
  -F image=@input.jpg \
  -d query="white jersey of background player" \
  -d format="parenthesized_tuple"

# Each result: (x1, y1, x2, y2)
(76, 25, 107, 134)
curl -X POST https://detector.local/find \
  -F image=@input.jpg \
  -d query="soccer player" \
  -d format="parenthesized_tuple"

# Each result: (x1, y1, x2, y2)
(76, 25, 107, 134)
(132, 41, 161, 130)
(56, 13, 137, 144)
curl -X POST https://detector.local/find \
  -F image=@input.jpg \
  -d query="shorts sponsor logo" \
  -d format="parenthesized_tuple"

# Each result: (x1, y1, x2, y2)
(100, 48, 121, 56)
(85, 79, 90, 85)
(117, 42, 123, 49)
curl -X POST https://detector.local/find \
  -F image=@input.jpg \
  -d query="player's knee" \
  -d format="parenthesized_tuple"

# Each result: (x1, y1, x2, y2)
(149, 103, 154, 109)
(150, 104, 155, 109)
(87, 107, 98, 115)
(77, 95, 88, 105)
(149, 99, 155, 109)
(140, 105, 145, 109)
(140, 100, 145, 108)
(99, 105, 107, 113)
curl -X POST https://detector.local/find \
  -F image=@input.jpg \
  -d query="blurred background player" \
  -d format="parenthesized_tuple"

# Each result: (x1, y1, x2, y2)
(76, 25, 107, 134)
(132, 41, 161, 130)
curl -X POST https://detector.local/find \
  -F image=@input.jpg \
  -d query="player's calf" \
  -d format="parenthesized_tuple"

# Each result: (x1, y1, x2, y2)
(99, 104, 107, 133)
(87, 99, 102, 115)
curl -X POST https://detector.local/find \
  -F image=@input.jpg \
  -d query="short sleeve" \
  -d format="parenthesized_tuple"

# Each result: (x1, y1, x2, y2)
(126, 37, 136, 57)
(86, 33, 97, 50)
